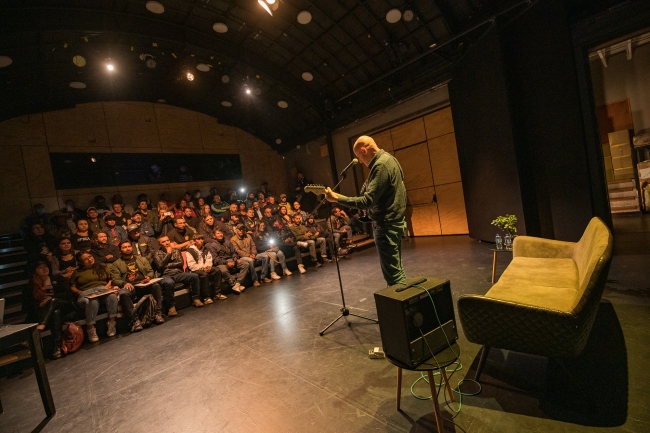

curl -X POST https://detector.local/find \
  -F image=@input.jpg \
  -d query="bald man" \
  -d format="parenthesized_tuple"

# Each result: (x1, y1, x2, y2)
(325, 135, 407, 286)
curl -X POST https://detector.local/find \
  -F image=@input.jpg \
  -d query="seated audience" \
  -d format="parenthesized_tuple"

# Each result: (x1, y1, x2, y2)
(154, 235, 203, 312)
(69, 252, 119, 342)
(23, 204, 50, 235)
(221, 203, 240, 223)
(198, 214, 224, 239)
(292, 201, 309, 224)
(90, 232, 120, 264)
(289, 214, 329, 267)
(160, 192, 176, 211)
(131, 211, 155, 237)
(111, 202, 131, 227)
(245, 192, 257, 209)
(231, 224, 267, 287)
(210, 195, 229, 218)
(61, 199, 84, 222)
(261, 207, 276, 229)
(329, 207, 356, 251)
(257, 192, 268, 207)
(48, 211, 75, 239)
(183, 206, 200, 230)
(155, 207, 175, 236)
(225, 214, 241, 238)
(238, 202, 248, 218)
(126, 224, 158, 262)
(243, 208, 258, 235)
(278, 194, 292, 215)
(103, 214, 128, 246)
(71, 219, 92, 252)
(253, 221, 289, 279)
(109, 240, 165, 331)
(25, 222, 57, 263)
(174, 199, 191, 219)
(93, 195, 111, 216)
(186, 234, 225, 304)
(260, 181, 271, 196)
(207, 229, 248, 293)
(278, 206, 292, 225)
(252, 201, 263, 219)
(272, 218, 305, 274)
(267, 195, 280, 215)
(32, 261, 75, 359)
(166, 217, 195, 250)
(199, 203, 212, 219)
(306, 216, 337, 258)
(86, 207, 105, 234)
(51, 237, 77, 279)
(136, 199, 159, 227)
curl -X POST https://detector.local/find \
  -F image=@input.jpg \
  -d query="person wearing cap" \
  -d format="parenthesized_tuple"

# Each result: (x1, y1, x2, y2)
(231, 224, 267, 287)
(267, 195, 280, 215)
(278, 194, 292, 216)
(126, 223, 158, 262)
(86, 207, 105, 234)
(131, 212, 155, 237)
(102, 214, 128, 246)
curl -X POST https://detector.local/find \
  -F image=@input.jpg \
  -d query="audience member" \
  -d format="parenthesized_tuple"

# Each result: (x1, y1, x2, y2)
(93, 195, 111, 215)
(90, 232, 120, 264)
(69, 252, 119, 342)
(267, 195, 280, 215)
(272, 218, 305, 274)
(207, 229, 247, 293)
(225, 214, 241, 238)
(329, 207, 356, 251)
(131, 211, 155, 237)
(154, 235, 203, 312)
(160, 192, 176, 211)
(245, 192, 257, 209)
(289, 214, 328, 267)
(210, 195, 229, 218)
(253, 221, 288, 279)
(111, 202, 131, 228)
(86, 207, 105, 234)
(306, 216, 336, 258)
(48, 211, 75, 239)
(261, 207, 276, 230)
(183, 207, 200, 230)
(174, 199, 190, 219)
(260, 181, 271, 197)
(126, 224, 158, 262)
(278, 206, 292, 225)
(24, 204, 50, 232)
(50, 237, 77, 279)
(112, 194, 134, 215)
(32, 261, 75, 359)
(238, 202, 247, 218)
(186, 234, 224, 304)
(221, 203, 239, 223)
(103, 214, 128, 246)
(292, 201, 309, 224)
(136, 199, 159, 227)
(25, 223, 57, 263)
(166, 218, 195, 250)
(295, 171, 309, 202)
(231, 224, 267, 287)
(252, 201, 263, 219)
(278, 194, 292, 215)
(109, 241, 165, 331)
(243, 208, 258, 235)
(199, 203, 212, 219)
(155, 207, 175, 236)
(71, 219, 92, 252)
(257, 192, 267, 207)
(60, 199, 84, 222)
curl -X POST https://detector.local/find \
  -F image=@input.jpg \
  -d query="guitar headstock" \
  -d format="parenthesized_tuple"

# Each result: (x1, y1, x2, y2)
(304, 184, 328, 196)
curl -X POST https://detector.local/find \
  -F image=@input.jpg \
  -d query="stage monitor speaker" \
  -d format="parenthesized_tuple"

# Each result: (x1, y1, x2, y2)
(374, 276, 457, 367)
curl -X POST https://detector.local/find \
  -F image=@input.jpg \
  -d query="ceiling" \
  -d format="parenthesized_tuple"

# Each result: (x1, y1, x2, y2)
(0, 0, 630, 152)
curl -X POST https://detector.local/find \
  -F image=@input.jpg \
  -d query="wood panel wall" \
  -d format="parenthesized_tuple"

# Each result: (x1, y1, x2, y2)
(0, 102, 288, 234)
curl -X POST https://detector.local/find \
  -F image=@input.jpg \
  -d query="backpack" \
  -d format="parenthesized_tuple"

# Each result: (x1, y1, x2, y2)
(132, 294, 157, 328)
(61, 321, 84, 355)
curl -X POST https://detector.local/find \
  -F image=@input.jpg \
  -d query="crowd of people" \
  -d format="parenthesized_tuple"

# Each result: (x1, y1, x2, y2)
(23, 182, 368, 359)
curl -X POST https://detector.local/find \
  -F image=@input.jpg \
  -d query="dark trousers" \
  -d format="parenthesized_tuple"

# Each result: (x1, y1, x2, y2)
(279, 243, 302, 265)
(215, 261, 249, 286)
(193, 268, 221, 299)
(373, 220, 407, 286)
(118, 283, 163, 320)
(160, 272, 201, 306)
(38, 298, 75, 343)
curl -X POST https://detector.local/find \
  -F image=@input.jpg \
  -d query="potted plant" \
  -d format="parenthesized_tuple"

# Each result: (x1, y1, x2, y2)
(491, 215, 518, 236)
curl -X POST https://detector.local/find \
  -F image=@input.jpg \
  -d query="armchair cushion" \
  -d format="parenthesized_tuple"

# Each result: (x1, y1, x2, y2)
(513, 236, 575, 259)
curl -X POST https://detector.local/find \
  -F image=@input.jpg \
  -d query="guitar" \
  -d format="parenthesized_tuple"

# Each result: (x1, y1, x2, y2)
(304, 184, 328, 196)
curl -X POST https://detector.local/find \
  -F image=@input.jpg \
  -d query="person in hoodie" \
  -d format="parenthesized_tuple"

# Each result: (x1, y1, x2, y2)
(102, 214, 128, 246)
(252, 221, 289, 280)
(206, 229, 248, 293)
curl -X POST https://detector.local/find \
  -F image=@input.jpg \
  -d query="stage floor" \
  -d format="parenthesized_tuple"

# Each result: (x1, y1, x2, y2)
(1, 234, 648, 433)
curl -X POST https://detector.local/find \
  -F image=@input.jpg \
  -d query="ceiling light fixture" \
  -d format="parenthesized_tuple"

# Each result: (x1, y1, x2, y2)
(145, 1, 165, 14)
(221, 101, 232, 107)
(0, 56, 12, 68)
(107, 64, 114, 71)
(297, 11, 312, 24)
(386, 9, 402, 24)
(302, 72, 313, 81)
(69, 81, 86, 89)
(403, 10, 414, 22)
(213, 22, 228, 33)
(258, 0, 278, 16)
(275, 139, 282, 144)
(187, 72, 194, 81)
(222, 75, 230, 83)
(196, 63, 210, 72)
(277, 100, 288, 108)
(72, 55, 86, 67)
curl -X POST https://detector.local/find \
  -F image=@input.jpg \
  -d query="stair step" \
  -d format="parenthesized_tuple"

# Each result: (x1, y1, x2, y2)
(0, 261, 27, 270)
(0, 280, 29, 291)
(0, 246, 25, 254)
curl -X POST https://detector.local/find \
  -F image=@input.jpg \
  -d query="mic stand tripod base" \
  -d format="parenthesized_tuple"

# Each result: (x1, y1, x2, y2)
(319, 307, 378, 336)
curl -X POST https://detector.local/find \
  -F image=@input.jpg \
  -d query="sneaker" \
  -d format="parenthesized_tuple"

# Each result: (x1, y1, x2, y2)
(107, 321, 117, 337)
(314, 261, 322, 268)
(323, 258, 332, 263)
(193, 298, 204, 308)
(271, 272, 281, 280)
(167, 306, 178, 316)
(298, 264, 306, 274)
(215, 293, 227, 300)
(131, 320, 143, 333)
(51, 347, 62, 360)
(253, 280, 261, 287)
(87, 327, 99, 343)
(263, 277, 272, 283)
(348, 243, 357, 248)
(232, 283, 242, 294)
(203, 298, 214, 305)
(283, 268, 292, 276)
(155, 314, 165, 324)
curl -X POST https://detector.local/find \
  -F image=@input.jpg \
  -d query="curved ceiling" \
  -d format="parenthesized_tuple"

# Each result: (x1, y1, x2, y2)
(0, 0, 629, 152)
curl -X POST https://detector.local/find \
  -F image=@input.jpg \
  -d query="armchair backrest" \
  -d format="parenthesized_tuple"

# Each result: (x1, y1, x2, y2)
(570, 217, 613, 313)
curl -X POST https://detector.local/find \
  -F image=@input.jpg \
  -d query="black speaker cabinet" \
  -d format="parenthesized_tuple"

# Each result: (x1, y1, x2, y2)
(374, 276, 458, 368)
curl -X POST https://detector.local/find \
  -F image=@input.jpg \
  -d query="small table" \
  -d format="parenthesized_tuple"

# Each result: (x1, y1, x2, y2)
(387, 343, 460, 433)
(490, 248, 513, 284)
(0, 324, 55, 417)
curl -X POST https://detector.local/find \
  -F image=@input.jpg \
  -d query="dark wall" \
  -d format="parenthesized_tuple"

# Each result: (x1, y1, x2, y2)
(449, 30, 527, 241)
(450, 0, 605, 242)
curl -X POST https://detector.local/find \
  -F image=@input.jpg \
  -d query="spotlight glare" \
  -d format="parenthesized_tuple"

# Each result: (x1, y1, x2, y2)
(246, 88, 251, 94)
(240, 188, 245, 193)
(107, 64, 114, 71)
(187, 72, 194, 81)
(258, 0, 273, 15)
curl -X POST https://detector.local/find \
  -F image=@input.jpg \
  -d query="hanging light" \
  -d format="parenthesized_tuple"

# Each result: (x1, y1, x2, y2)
(258, 0, 278, 16)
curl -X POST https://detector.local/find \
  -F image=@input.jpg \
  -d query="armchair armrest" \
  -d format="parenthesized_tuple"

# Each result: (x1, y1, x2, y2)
(457, 294, 582, 358)
(513, 236, 575, 259)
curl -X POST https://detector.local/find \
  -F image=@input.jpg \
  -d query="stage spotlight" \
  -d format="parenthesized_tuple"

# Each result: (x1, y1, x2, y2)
(187, 72, 194, 81)
(240, 188, 245, 193)
(259, 0, 278, 15)
(258, 0, 272, 16)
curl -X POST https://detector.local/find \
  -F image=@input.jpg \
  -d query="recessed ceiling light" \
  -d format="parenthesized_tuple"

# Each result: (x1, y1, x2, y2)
(213, 22, 228, 33)
(158, 99, 166, 103)
(276, 139, 282, 144)
(302, 72, 313, 81)
(186, 72, 194, 81)
(0, 56, 12, 68)
(72, 55, 86, 67)
(222, 75, 230, 83)
(145, 1, 165, 14)
(69, 81, 86, 89)
(297, 11, 312, 24)
(386, 9, 402, 24)
(245, 88, 251, 94)
(403, 10, 414, 22)
(277, 100, 288, 108)
(429, 43, 437, 48)
(146, 58, 157, 68)
(196, 63, 210, 72)
(221, 101, 232, 107)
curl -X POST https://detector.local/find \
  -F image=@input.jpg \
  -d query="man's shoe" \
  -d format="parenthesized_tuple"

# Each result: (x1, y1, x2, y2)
(107, 321, 117, 337)
(193, 298, 204, 307)
(263, 277, 272, 283)
(232, 283, 242, 294)
(167, 306, 178, 316)
(87, 327, 99, 343)
(131, 320, 143, 333)
(283, 268, 292, 276)
(203, 297, 214, 305)
(155, 314, 165, 324)
(271, 272, 281, 280)
(348, 243, 357, 248)
(253, 280, 261, 287)
(298, 264, 306, 274)
(315, 262, 322, 268)
(51, 347, 62, 360)
(215, 293, 228, 300)
(322, 258, 332, 263)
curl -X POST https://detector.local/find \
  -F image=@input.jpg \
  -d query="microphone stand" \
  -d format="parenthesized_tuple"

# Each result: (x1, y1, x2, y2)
(309, 169, 378, 337)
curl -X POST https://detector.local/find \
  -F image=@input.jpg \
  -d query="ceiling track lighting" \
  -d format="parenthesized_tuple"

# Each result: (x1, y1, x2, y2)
(258, 0, 278, 16)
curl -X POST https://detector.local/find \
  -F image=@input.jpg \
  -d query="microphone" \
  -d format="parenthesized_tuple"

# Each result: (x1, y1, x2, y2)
(339, 158, 359, 177)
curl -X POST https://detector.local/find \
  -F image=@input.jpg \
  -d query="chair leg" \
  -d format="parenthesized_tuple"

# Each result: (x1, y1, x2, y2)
(396, 367, 402, 411)
(474, 345, 490, 382)
(441, 368, 455, 403)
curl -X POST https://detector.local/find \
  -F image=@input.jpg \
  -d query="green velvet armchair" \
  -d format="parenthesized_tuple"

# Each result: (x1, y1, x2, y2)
(457, 217, 613, 380)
